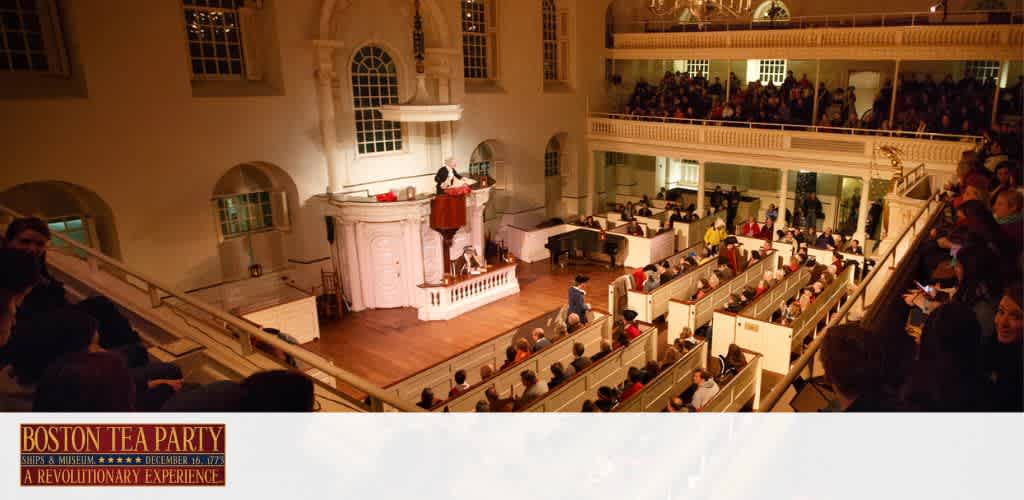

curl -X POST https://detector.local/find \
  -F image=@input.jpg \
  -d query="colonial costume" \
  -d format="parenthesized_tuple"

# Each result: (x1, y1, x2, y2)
(568, 275, 590, 324)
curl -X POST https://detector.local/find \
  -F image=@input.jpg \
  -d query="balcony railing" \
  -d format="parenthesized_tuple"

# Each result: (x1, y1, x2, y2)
(611, 9, 1023, 35)
(0, 204, 422, 413)
(587, 113, 979, 166)
(610, 18, 1023, 59)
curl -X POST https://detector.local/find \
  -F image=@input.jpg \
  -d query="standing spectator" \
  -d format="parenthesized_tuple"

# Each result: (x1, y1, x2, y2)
(568, 275, 591, 324)
(4, 218, 67, 323)
(726, 186, 741, 230)
(803, 193, 824, 231)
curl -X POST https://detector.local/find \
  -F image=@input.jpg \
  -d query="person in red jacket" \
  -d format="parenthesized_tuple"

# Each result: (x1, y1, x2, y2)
(631, 267, 647, 292)
(740, 217, 760, 237)
(623, 309, 642, 340)
(619, 367, 645, 401)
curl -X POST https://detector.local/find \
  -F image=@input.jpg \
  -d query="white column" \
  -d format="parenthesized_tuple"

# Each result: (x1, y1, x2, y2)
(696, 160, 706, 216)
(340, 220, 364, 311)
(587, 149, 597, 215)
(889, 59, 901, 127)
(778, 168, 789, 227)
(401, 218, 422, 308)
(354, 221, 373, 310)
(855, 175, 872, 244)
(315, 42, 344, 194)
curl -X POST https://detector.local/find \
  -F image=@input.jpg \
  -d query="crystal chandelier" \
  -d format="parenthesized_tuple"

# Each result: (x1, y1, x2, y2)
(648, 0, 754, 21)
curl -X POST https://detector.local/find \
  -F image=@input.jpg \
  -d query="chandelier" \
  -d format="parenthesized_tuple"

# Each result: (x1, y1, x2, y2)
(648, 0, 754, 21)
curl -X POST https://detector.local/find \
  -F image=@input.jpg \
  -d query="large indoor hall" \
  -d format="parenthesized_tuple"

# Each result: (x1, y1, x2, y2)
(0, 0, 1021, 417)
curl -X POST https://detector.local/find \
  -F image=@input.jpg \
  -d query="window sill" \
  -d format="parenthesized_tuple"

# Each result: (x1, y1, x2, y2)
(543, 81, 574, 94)
(0, 72, 87, 99)
(464, 79, 505, 94)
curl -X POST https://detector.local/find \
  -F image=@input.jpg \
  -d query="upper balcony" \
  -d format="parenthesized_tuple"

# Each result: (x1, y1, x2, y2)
(608, 9, 1024, 60)
(586, 113, 978, 175)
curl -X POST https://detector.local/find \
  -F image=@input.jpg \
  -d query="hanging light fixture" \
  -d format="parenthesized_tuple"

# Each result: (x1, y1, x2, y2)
(379, 0, 463, 122)
(648, 0, 754, 22)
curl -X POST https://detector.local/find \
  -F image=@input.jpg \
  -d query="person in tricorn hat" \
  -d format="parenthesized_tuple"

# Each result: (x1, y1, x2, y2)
(568, 275, 591, 325)
(622, 309, 642, 340)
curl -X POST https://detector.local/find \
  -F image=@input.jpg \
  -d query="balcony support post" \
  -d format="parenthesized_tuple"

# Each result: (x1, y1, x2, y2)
(889, 59, 901, 127)
(696, 160, 706, 217)
(777, 168, 789, 230)
(855, 174, 871, 244)
(992, 60, 1009, 127)
(811, 59, 821, 127)
(724, 60, 731, 105)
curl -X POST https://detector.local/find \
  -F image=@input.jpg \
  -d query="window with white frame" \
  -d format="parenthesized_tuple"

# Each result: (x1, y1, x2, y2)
(215, 191, 274, 238)
(462, 0, 497, 80)
(747, 59, 786, 85)
(964, 60, 1000, 81)
(542, 0, 558, 82)
(183, 0, 246, 79)
(686, 60, 709, 77)
(351, 45, 403, 155)
(544, 137, 560, 177)
(468, 142, 493, 179)
(752, 1, 790, 22)
(0, 0, 65, 73)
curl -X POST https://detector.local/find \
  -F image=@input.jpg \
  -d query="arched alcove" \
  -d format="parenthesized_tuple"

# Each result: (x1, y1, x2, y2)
(0, 181, 121, 259)
(211, 162, 299, 281)
(544, 134, 568, 218)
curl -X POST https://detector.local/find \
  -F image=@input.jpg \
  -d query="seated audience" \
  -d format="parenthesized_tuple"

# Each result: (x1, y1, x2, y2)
(571, 342, 592, 373)
(993, 190, 1023, 254)
(448, 369, 470, 399)
(514, 338, 531, 362)
(417, 388, 440, 410)
(985, 284, 1023, 411)
(33, 351, 136, 412)
(0, 248, 41, 349)
(820, 324, 907, 411)
(239, 370, 314, 412)
(619, 367, 645, 401)
(566, 313, 582, 334)
(500, 345, 517, 370)
(622, 310, 642, 340)
(548, 361, 573, 389)
(690, 368, 720, 411)
(3, 218, 68, 324)
(531, 328, 551, 352)
(479, 363, 494, 382)
(515, 369, 548, 409)
(595, 386, 619, 412)
(591, 340, 613, 362)
(740, 217, 760, 237)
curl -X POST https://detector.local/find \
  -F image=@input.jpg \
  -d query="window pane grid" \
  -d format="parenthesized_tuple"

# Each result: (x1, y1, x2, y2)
(352, 45, 403, 155)
(183, 0, 245, 80)
(964, 60, 999, 81)
(468, 160, 491, 178)
(542, 0, 558, 81)
(686, 60, 709, 77)
(0, 0, 49, 72)
(462, 0, 489, 79)
(216, 192, 273, 238)
(544, 151, 560, 177)
(759, 59, 785, 85)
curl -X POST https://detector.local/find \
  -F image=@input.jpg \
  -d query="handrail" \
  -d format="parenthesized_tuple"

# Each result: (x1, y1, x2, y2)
(611, 9, 1023, 33)
(894, 163, 928, 196)
(589, 112, 983, 143)
(0, 204, 422, 412)
(758, 193, 944, 411)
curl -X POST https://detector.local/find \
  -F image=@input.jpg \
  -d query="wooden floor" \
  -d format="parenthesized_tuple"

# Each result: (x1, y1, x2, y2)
(304, 259, 634, 387)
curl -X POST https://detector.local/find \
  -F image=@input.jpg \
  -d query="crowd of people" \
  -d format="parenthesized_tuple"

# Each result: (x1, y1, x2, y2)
(821, 148, 1022, 411)
(623, 69, 1024, 138)
(0, 217, 316, 412)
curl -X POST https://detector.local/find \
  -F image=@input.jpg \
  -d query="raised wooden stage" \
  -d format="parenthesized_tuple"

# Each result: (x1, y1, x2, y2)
(304, 259, 628, 388)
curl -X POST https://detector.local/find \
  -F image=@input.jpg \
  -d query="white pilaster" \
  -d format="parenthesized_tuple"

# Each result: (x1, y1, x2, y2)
(696, 160, 706, 216)
(340, 220, 364, 311)
(314, 41, 344, 194)
(855, 174, 872, 244)
(778, 168, 789, 227)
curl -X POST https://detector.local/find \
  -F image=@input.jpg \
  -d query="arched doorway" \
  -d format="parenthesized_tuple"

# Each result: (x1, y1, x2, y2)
(0, 181, 121, 259)
(211, 163, 298, 281)
(544, 135, 565, 219)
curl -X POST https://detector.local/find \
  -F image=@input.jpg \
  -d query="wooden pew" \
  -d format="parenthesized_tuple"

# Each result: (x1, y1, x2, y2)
(520, 323, 659, 412)
(385, 307, 575, 404)
(702, 349, 763, 412)
(621, 242, 710, 323)
(667, 250, 777, 344)
(437, 312, 613, 412)
(613, 341, 708, 412)
(711, 265, 811, 360)
(729, 265, 855, 375)
(674, 209, 725, 250)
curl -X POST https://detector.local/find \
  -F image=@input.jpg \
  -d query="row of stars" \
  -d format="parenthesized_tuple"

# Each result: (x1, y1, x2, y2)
(97, 457, 145, 464)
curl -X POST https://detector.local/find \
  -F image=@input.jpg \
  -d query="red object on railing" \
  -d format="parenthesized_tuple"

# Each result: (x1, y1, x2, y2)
(375, 192, 398, 202)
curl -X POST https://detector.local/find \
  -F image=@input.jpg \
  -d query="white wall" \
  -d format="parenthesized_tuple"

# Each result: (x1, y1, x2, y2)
(0, 0, 614, 291)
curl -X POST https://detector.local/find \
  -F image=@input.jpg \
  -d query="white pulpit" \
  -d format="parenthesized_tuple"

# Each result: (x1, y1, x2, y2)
(321, 187, 513, 318)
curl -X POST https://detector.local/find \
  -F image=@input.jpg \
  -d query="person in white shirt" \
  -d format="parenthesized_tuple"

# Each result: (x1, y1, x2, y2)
(690, 368, 720, 411)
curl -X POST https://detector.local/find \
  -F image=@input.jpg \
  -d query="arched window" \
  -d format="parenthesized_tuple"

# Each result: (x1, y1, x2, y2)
(542, 0, 558, 81)
(352, 45, 403, 155)
(544, 137, 561, 177)
(462, 0, 498, 80)
(752, 1, 790, 22)
(468, 142, 493, 180)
